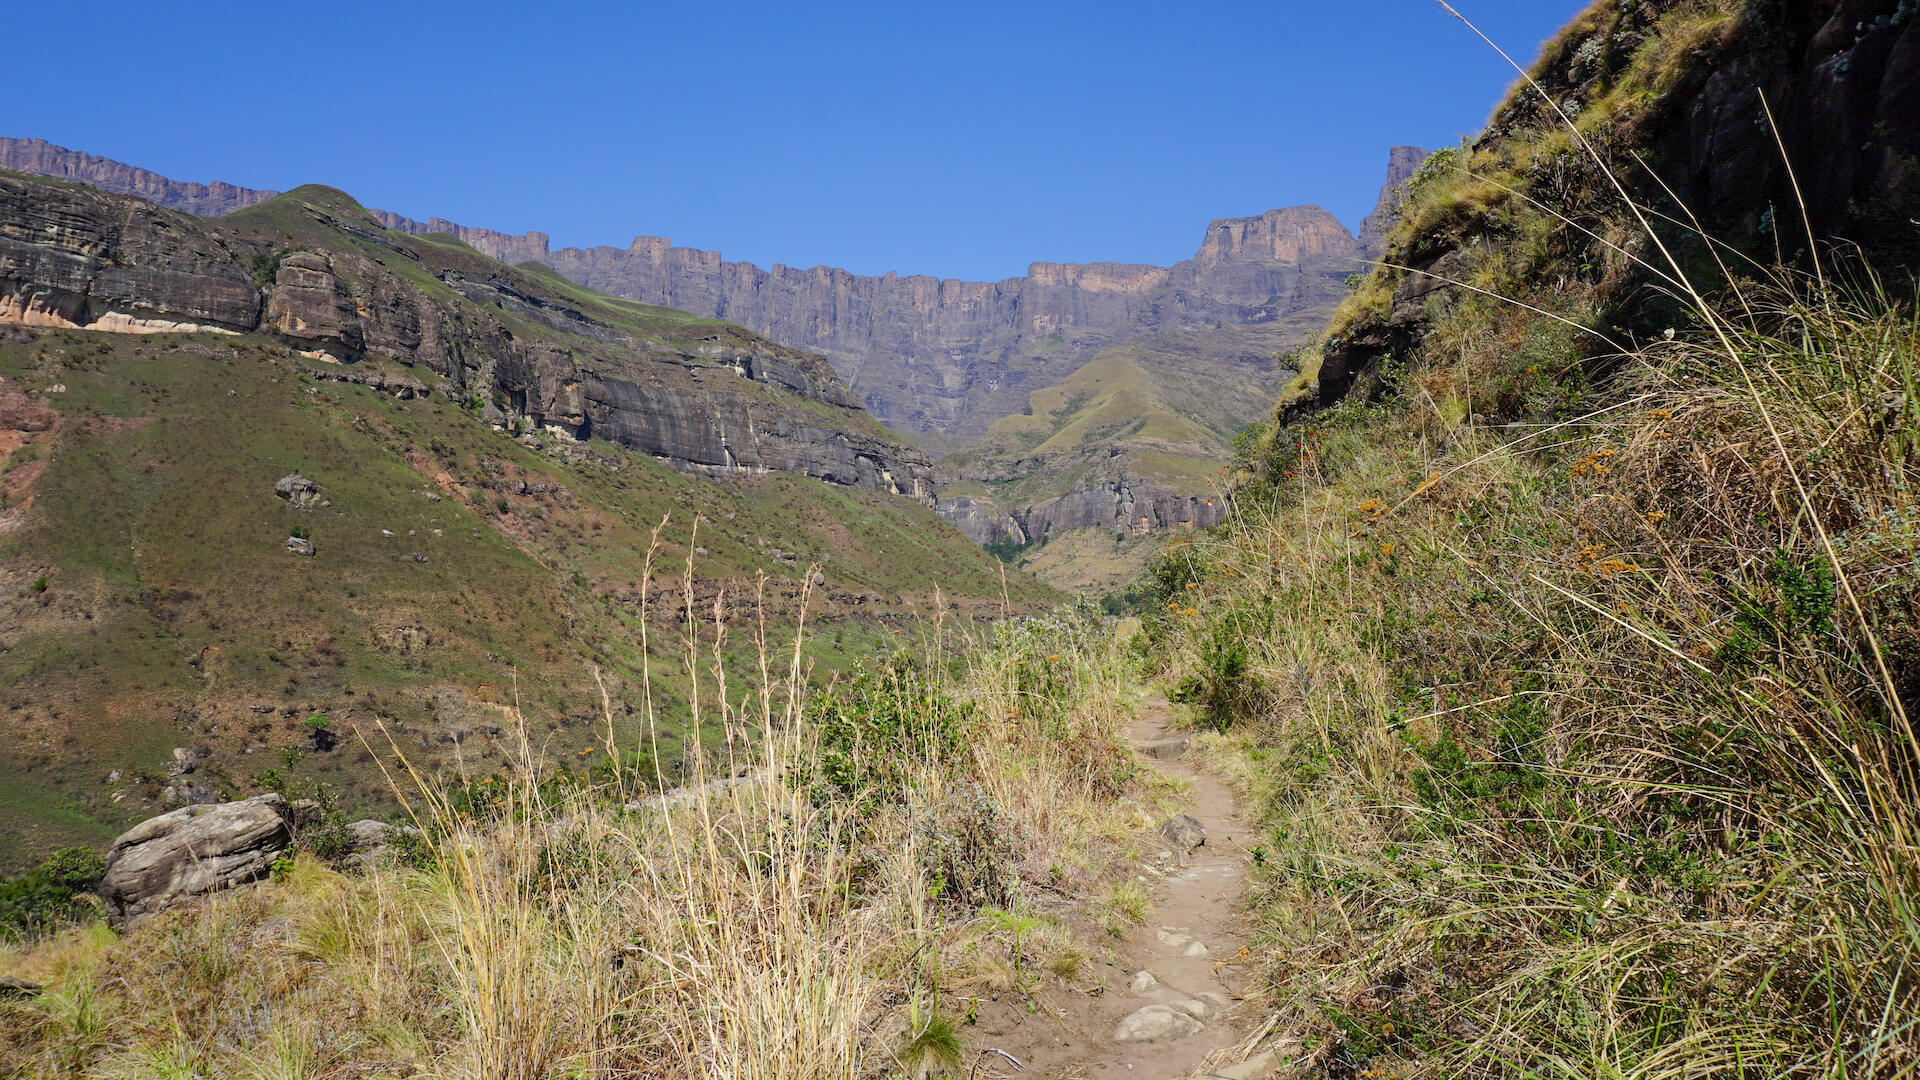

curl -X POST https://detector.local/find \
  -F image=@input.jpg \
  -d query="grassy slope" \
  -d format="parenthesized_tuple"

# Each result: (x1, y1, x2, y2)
(0, 328, 1052, 869)
(940, 326, 1297, 594)
(0, 603, 1154, 1079)
(1133, 1, 1920, 1073)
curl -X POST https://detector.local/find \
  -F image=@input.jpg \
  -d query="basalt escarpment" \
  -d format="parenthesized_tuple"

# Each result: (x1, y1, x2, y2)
(0, 137, 554, 270)
(0, 171, 931, 501)
(1, 136, 1423, 445)
(535, 203, 1368, 439)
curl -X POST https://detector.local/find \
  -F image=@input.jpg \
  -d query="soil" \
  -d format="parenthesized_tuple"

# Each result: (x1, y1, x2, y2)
(965, 693, 1270, 1079)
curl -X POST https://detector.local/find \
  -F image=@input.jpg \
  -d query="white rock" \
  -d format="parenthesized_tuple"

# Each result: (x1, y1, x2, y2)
(1182, 940, 1211, 958)
(1113, 1004, 1203, 1043)
(1128, 970, 1158, 995)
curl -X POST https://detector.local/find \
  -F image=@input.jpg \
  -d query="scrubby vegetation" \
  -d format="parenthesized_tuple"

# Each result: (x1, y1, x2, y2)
(1143, 266, 1920, 1075)
(1128, 0, 1920, 1071)
(5, 2, 1916, 1076)
(0, 587, 1154, 1077)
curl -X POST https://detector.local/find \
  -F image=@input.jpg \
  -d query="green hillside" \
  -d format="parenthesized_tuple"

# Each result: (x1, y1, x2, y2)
(0, 327, 1051, 870)
(938, 322, 1300, 592)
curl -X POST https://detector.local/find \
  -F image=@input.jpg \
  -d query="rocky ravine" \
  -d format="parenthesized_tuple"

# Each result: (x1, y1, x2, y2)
(0, 171, 932, 501)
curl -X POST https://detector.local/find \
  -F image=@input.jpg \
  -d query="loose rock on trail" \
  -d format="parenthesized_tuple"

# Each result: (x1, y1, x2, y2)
(973, 693, 1271, 1078)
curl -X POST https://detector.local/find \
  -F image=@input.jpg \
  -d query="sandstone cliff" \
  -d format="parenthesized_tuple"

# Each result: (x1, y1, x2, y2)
(0, 172, 931, 501)
(1357, 146, 1434, 259)
(0, 137, 1427, 443)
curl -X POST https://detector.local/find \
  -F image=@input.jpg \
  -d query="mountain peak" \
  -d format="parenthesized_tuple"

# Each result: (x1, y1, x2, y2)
(1357, 145, 1434, 259)
(1194, 204, 1355, 266)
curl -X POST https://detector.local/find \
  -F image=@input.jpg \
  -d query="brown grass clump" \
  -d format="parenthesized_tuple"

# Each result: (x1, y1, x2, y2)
(1150, 255, 1920, 1077)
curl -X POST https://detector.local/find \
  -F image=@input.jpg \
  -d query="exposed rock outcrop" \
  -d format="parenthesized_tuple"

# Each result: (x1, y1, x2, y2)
(0, 174, 259, 333)
(536, 206, 1364, 438)
(1357, 146, 1434, 259)
(99, 794, 293, 924)
(1012, 480, 1229, 542)
(0, 137, 278, 217)
(0, 138, 549, 266)
(3, 137, 1426, 444)
(0, 173, 932, 502)
(1312, 1, 1920, 421)
(934, 494, 1026, 546)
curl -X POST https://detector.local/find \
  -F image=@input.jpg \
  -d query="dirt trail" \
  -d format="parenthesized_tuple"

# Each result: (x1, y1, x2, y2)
(972, 693, 1269, 1078)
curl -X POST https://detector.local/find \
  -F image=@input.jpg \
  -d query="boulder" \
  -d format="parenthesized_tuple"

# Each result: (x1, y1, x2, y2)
(274, 474, 321, 508)
(285, 536, 316, 556)
(99, 793, 293, 925)
(0, 976, 41, 999)
(344, 818, 421, 867)
(1113, 1003, 1203, 1043)
(1159, 812, 1207, 858)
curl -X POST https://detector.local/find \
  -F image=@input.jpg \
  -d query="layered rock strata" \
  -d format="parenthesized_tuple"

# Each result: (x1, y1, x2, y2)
(2, 137, 1426, 442)
(0, 173, 931, 501)
(937, 480, 1229, 546)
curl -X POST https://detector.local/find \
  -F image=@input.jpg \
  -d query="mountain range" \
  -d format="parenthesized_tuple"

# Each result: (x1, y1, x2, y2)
(0, 136, 1430, 588)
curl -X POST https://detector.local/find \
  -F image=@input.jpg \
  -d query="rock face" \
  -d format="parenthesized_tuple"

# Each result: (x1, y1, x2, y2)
(0, 173, 932, 502)
(1314, 1, 1920, 420)
(0, 137, 278, 218)
(0, 137, 550, 266)
(0, 174, 259, 334)
(99, 794, 293, 924)
(1357, 146, 1435, 259)
(931, 494, 1026, 546)
(1017, 481, 1229, 542)
(3, 137, 1426, 444)
(536, 205, 1368, 439)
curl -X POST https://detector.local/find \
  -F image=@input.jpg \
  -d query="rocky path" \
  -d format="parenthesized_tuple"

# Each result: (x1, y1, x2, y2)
(976, 693, 1273, 1078)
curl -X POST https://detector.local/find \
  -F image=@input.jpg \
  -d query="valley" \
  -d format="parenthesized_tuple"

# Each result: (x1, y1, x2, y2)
(1, 138, 1432, 591)
(0, 171, 1049, 868)
(1, 1, 1918, 1077)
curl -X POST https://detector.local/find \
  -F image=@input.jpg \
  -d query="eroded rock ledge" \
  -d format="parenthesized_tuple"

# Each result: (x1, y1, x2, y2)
(0, 173, 931, 503)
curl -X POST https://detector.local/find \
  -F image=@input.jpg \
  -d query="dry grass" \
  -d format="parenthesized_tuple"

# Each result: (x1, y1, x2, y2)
(0, 537, 1150, 1077)
(1144, 3, 1920, 1071)
(1147, 263, 1920, 1077)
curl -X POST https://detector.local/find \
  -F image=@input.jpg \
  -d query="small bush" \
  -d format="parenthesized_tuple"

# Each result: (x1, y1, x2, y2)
(0, 846, 105, 939)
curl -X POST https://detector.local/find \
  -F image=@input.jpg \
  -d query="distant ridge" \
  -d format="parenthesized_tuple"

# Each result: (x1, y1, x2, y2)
(1, 136, 1427, 439)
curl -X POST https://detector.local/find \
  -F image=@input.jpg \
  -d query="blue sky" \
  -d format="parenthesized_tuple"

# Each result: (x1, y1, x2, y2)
(24, 1, 1588, 281)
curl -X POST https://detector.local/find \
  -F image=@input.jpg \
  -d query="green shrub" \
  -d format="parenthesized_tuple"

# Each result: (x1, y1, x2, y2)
(0, 846, 106, 939)
(806, 655, 967, 806)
